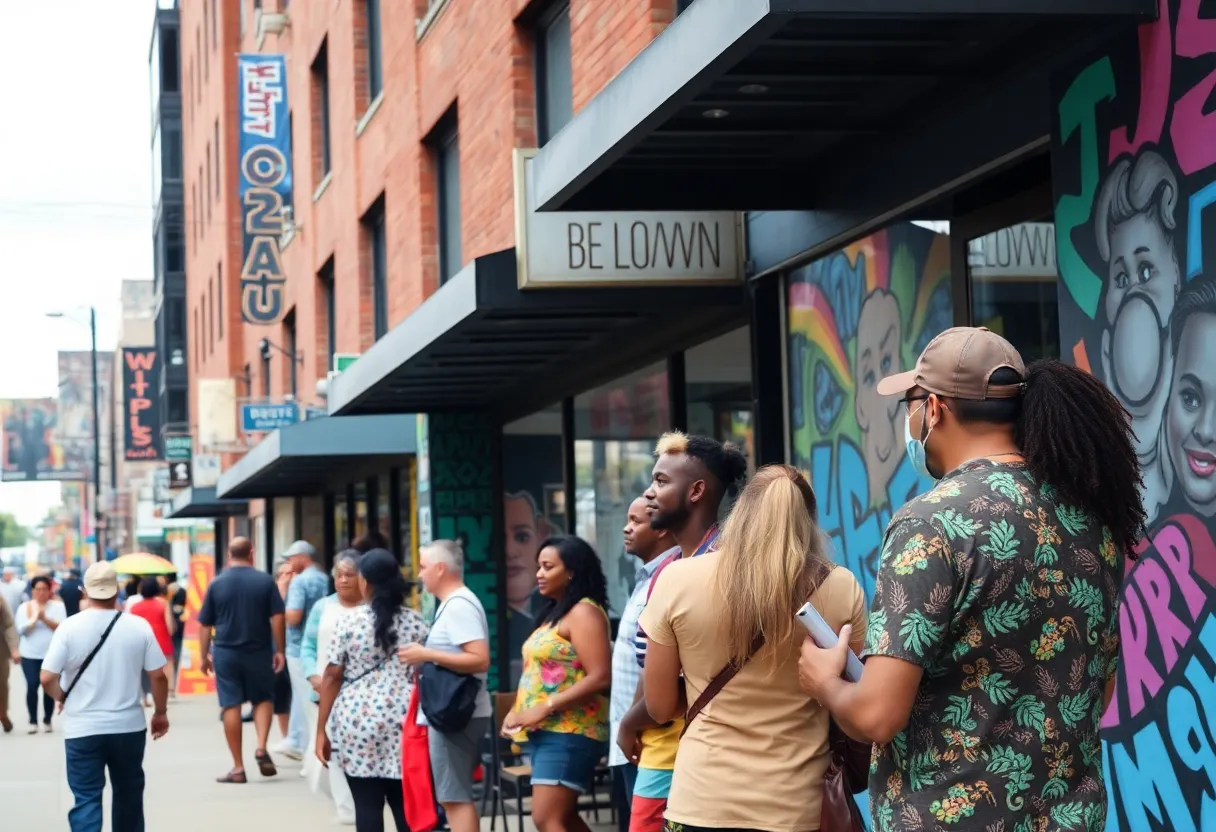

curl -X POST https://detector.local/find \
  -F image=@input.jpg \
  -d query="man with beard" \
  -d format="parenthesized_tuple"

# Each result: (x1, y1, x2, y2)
(616, 432, 748, 832)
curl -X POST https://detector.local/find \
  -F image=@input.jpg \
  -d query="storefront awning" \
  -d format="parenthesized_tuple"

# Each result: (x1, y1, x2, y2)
(215, 414, 418, 499)
(166, 487, 249, 520)
(327, 249, 746, 420)
(530, 0, 1155, 212)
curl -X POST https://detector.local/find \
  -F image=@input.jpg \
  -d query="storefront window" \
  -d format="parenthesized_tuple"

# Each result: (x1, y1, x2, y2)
(377, 473, 391, 539)
(786, 223, 953, 599)
(502, 404, 565, 687)
(967, 220, 1060, 362)
(398, 463, 416, 580)
(686, 326, 754, 509)
(574, 362, 669, 618)
(353, 481, 369, 542)
(333, 494, 348, 552)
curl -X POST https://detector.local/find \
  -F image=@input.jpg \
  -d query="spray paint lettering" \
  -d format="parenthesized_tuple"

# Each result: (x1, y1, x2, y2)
(1051, 2, 1216, 826)
(786, 224, 952, 596)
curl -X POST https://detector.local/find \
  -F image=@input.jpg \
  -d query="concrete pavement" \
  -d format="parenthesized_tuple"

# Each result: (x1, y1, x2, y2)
(1, 666, 617, 831)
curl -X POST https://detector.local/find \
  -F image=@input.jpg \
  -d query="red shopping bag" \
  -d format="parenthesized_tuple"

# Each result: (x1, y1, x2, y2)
(402, 686, 439, 832)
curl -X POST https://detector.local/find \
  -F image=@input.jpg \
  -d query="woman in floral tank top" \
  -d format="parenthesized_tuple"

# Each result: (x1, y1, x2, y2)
(503, 534, 611, 831)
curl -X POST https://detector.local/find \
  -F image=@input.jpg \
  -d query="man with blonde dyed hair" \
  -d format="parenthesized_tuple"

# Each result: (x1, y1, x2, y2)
(618, 432, 747, 832)
(399, 540, 491, 832)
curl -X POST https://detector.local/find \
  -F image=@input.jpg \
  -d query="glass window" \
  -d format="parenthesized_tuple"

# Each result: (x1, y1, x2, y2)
(574, 363, 669, 619)
(503, 404, 565, 687)
(164, 125, 182, 180)
(312, 42, 332, 178)
(162, 26, 179, 93)
(785, 222, 953, 600)
(333, 493, 349, 552)
(398, 464, 415, 581)
(377, 473, 391, 540)
(365, 203, 388, 339)
(151, 125, 163, 202)
(365, 0, 383, 102)
(437, 130, 462, 283)
(967, 220, 1060, 363)
(318, 260, 336, 369)
(536, 4, 572, 145)
(686, 327, 755, 507)
(353, 481, 369, 541)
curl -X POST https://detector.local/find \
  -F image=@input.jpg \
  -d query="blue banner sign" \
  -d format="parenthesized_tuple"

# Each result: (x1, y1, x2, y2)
(241, 402, 299, 433)
(237, 54, 292, 325)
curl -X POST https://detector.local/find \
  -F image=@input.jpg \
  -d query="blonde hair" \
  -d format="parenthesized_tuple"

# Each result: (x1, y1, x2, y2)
(654, 431, 688, 456)
(712, 464, 832, 666)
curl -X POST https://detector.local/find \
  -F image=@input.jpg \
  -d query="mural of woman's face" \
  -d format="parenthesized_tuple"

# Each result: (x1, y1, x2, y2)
(1166, 311, 1216, 516)
(1101, 214, 1180, 457)
(504, 494, 545, 611)
(854, 290, 904, 501)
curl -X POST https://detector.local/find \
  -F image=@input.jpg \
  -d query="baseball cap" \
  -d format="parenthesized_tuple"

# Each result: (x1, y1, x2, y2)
(284, 540, 316, 558)
(83, 562, 119, 600)
(877, 326, 1027, 400)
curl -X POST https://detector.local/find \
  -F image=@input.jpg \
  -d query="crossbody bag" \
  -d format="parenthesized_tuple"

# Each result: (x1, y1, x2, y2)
(62, 612, 122, 703)
(419, 595, 487, 734)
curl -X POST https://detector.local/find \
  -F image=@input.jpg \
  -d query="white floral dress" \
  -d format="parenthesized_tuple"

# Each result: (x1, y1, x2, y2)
(325, 605, 428, 779)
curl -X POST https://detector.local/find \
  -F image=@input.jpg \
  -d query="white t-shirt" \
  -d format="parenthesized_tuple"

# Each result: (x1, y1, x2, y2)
(41, 608, 167, 740)
(15, 599, 65, 659)
(417, 586, 492, 725)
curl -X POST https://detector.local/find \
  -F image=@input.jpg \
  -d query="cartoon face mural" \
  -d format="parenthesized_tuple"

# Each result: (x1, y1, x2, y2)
(786, 223, 952, 597)
(1051, 1, 1216, 827)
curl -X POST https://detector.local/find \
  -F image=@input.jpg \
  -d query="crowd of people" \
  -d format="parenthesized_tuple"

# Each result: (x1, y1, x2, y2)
(0, 326, 1147, 832)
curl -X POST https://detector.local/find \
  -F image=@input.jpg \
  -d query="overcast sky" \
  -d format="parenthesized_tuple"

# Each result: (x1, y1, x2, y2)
(0, 0, 154, 525)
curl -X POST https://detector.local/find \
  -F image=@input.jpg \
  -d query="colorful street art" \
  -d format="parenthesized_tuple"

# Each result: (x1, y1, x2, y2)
(1051, 2, 1216, 827)
(786, 223, 953, 598)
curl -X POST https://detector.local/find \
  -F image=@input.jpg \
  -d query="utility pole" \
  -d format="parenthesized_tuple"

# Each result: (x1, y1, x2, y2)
(90, 307, 104, 558)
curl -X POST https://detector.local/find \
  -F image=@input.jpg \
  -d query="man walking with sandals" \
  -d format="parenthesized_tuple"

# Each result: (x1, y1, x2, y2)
(40, 561, 171, 832)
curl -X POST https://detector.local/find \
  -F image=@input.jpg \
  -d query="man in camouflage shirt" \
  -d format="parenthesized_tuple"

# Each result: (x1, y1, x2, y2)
(800, 328, 1138, 832)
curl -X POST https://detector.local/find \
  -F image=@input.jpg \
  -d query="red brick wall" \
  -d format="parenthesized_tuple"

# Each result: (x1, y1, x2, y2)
(181, 0, 680, 469)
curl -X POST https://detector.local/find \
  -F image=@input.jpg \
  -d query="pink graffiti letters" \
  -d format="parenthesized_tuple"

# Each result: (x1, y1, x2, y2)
(1170, 0, 1216, 176)
(1108, 0, 1172, 162)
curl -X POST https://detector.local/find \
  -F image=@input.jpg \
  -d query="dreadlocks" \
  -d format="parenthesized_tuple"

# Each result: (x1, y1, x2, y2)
(1015, 360, 1146, 556)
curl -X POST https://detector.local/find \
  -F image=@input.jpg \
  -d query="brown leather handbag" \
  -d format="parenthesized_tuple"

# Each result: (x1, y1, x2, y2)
(819, 718, 870, 832)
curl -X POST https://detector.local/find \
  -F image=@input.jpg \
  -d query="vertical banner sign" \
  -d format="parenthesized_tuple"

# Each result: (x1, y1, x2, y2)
(177, 554, 217, 695)
(122, 348, 163, 461)
(237, 54, 292, 325)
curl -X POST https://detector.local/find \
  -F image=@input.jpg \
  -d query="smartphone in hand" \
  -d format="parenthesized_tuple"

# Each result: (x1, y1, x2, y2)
(795, 601, 864, 682)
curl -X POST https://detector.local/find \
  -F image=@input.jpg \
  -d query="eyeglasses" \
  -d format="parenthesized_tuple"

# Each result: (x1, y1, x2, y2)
(897, 394, 929, 410)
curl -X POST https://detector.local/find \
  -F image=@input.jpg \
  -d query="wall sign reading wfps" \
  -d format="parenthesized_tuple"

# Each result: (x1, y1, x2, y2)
(122, 347, 163, 462)
(238, 54, 292, 325)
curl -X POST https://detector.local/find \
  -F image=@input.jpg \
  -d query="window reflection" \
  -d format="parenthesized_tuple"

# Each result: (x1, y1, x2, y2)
(968, 220, 1060, 363)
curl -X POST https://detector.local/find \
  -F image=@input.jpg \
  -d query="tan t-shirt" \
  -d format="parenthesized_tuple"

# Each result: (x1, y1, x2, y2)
(639, 551, 867, 832)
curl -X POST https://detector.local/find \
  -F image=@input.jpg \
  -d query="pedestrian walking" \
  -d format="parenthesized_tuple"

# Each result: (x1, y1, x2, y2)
(302, 548, 365, 825)
(642, 465, 866, 832)
(316, 548, 428, 832)
(38, 561, 170, 832)
(59, 569, 83, 617)
(1, 567, 26, 618)
(283, 539, 328, 761)
(799, 327, 1140, 831)
(502, 535, 611, 832)
(126, 578, 177, 706)
(618, 432, 747, 832)
(15, 574, 64, 733)
(198, 536, 287, 784)
(272, 559, 296, 749)
(398, 539, 492, 832)
(608, 498, 675, 832)
(169, 577, 187, 691)
(0, 591, 16, 733)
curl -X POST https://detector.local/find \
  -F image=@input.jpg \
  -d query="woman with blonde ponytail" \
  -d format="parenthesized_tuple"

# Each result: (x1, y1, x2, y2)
(639, 465, 867, 832)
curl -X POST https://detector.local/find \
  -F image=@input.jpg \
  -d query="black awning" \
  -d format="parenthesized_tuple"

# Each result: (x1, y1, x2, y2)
(531, 0, 1155, 212)
(215, 414, 417, 499)
(327, 249, 746, 419)
(166, 487, 248, 520)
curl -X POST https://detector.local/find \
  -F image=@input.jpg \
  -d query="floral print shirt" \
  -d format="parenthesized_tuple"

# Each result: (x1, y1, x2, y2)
(513, 598, 609, 742)
(865, 459, 1122, 832)
(325, 605, 428, 780)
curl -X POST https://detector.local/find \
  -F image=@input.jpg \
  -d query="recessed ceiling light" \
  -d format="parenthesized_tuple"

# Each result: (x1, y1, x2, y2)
(738, 83, 769, 94)
(702, 108, 730, 119)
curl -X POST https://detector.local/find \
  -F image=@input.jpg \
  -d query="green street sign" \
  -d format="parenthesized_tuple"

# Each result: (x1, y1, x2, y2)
(164, 435, 192, 463)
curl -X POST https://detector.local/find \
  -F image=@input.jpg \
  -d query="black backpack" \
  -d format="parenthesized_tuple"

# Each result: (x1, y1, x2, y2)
(419, 596, 485, 734)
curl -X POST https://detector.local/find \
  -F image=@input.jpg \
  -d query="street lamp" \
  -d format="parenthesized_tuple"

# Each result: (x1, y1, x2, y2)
(45, 307, 104, 558)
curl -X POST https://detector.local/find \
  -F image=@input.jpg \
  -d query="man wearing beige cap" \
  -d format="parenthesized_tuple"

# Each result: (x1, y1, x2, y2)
(40, 561, 170, 832)
(799, 327, 1144, 830)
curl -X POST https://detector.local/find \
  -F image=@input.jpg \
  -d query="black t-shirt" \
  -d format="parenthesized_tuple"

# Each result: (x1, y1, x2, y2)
(58, 579, 82, 616)
(198, 565, 285, 653)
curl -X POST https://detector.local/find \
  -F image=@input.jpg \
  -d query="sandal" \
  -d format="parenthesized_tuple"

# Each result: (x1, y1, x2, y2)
(255, 750, 277, 777)
(216, 769, 247, 784)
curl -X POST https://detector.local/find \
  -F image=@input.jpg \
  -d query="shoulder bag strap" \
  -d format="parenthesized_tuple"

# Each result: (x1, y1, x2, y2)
(63, 612, 122, 703)
(680, 631, 764, 738)
(343, 653, 389, 685)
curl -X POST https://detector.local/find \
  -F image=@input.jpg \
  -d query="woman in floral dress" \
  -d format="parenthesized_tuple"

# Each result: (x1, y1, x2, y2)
(502, 535, 611, 832)
(316, 548, 428, 832)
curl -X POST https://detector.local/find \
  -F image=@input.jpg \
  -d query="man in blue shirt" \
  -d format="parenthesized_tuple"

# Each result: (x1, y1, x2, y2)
(282, 540, 328, 759)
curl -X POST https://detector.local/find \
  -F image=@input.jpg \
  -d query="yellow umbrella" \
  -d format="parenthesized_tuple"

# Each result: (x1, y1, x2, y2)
(110, 553, 177, 576)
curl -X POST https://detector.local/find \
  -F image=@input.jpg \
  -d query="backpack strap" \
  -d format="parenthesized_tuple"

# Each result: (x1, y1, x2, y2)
(63, 612, 122, 703)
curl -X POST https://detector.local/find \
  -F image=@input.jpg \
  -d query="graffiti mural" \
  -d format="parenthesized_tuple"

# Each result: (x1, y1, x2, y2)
(1051, 2, 1216, 828)
(786, 223, 953, 597)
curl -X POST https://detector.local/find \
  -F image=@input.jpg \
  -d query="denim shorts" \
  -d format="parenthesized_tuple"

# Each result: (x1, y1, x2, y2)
(525, 730, 607, 794)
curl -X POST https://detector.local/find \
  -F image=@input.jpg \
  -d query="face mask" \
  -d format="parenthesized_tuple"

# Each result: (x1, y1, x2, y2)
(904, 402, 935, 480)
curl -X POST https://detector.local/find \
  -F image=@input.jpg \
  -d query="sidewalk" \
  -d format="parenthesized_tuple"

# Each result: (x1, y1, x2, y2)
(0, 668, 617, 831)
